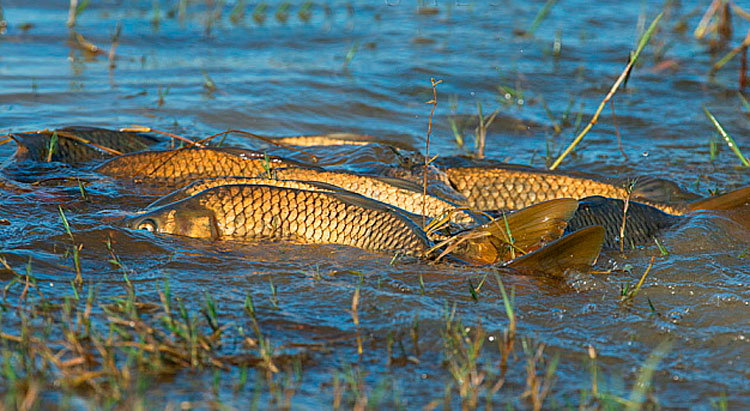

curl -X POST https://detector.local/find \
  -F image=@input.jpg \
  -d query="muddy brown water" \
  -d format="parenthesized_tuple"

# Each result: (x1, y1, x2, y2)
(1, 0, 749, 408)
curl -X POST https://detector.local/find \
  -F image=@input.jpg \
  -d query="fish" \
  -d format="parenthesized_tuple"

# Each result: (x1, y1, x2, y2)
(443, 165, 749, 216)
(564, 196, 683, 249)
(125, 184, 432, 254)
(11, 126, 160, 164)
(559, 186, 750, 249)
(95, 147, 311, 186)
(261, 167, 482, 224)
(125, 185, 601, 275)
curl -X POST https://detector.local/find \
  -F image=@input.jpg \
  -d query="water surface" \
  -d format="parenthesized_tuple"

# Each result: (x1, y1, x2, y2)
(1, 0, 749, 408)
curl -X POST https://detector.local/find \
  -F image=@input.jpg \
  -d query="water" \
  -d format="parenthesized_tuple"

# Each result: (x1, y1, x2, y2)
(1, 0, 749, 408)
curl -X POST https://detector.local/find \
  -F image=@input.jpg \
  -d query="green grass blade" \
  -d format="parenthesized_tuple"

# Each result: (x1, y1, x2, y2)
(703, 105, 750, 167)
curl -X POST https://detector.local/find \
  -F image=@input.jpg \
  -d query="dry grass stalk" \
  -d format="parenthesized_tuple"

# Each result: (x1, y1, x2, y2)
(67, 0, 79, 28)
(20, 129, 124, 156)
(711, 27, 750, 75)
(108, 22, 122, 69)
(423, 78, 442, 225)
(122, 124, 204, 148)
(619, 179, 636, 253)
(474, 102, 499, 160)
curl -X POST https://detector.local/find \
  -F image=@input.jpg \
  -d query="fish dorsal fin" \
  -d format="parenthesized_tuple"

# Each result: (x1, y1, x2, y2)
(212, 147, 275, 160)
(280, 179, 347, 193)
(10, 132, 45, 149)
(578, 195, 609, 205)
(504, 225, 605, 278)
(370, 175, 426, 193)
(631, 176, 701, 203)
(216, 147, 320, 169)
(688, 186, 750, 212)
(330, 189, 415, 216)
(484, 198, 579, 251)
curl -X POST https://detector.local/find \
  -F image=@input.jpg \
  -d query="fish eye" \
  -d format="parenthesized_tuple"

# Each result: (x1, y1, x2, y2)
(137, 219, 157, 232)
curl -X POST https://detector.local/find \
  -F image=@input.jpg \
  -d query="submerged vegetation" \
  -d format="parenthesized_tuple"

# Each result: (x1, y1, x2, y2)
(0, 255, 674, 410)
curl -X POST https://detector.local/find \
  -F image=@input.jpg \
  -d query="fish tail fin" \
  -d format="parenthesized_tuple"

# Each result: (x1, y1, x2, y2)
(505, 225, 605, 277)
(687, 186, 750, 212)
(446, 198, 578, 265)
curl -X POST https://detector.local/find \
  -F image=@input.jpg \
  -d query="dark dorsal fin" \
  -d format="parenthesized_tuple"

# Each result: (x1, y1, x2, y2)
(631, 175, 701, 203)
(370, 175, 426, 193)
(215, 147, 322, 169)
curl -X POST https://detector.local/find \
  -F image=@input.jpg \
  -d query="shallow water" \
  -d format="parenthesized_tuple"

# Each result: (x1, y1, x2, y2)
(1, 0, 749, 408)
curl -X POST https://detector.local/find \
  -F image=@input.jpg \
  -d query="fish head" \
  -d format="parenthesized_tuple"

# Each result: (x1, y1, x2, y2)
(123, 198, 219, 239)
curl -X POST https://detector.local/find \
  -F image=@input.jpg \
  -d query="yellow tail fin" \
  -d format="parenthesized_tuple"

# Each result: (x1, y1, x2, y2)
(504, 225, 605, 278)
(687, 186, 750, 212)
(445, 198, 578, 265)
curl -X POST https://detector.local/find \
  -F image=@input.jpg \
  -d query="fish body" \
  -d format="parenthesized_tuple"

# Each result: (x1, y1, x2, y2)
(95, 147, 308, 185)
(264, 167, 481, 224)
(444, 165, 690, 215)
(127, 184, 600, 276)
(11, 126, 159, 163)
(125, 184, 432, 254)
(565, 196, 683, 249)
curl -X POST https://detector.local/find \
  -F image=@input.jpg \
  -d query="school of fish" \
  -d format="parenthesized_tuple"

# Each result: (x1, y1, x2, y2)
(5, 126, 750, 278)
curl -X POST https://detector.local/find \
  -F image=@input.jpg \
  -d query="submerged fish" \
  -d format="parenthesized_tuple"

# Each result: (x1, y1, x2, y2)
(11, 126, 159, 163)
(95, 147, 310, 186)
(444, 165, 681, 214)
(261, 167, 481, 224)
(124, 184, 602, 276)
(565, 186, 750, 249)
(565, 196, 683, 249)
(443, 165, 750, 216)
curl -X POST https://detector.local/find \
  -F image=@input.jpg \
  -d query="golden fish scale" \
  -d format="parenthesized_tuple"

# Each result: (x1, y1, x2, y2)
(96, 149, 291, 184)
(446, 167, 630, 211)
(197, 185, 429, 253)
(270, 168, 471, 223)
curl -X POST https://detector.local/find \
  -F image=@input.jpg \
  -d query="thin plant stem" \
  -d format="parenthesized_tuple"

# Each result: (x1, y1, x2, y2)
(423, 78, 442, 225)
(703, 105, 750, 166)
(549, 12, 663, 170)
